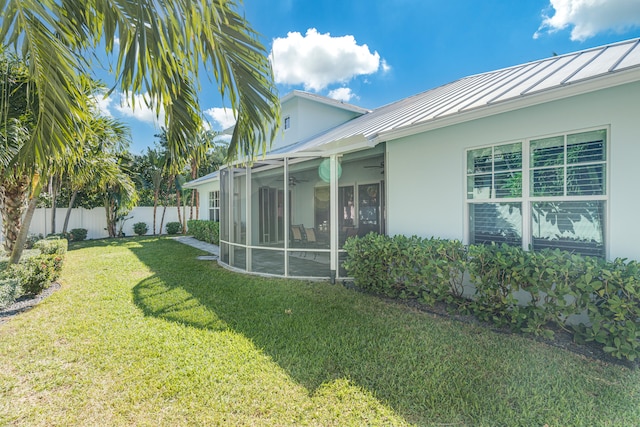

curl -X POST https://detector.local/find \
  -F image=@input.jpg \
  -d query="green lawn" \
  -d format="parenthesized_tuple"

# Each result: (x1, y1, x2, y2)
(1, 237, 638, 426)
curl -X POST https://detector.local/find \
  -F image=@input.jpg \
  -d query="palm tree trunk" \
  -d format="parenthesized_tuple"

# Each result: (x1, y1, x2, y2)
(9, 196, 38, 264)
(195, 190, 200, 220)
(49, 175, 59, 234)
(0, 172, 30, 254)
(176, 188, 183, 233)
(152, 189, 159, 235)
(159, 205, 167, 235)
(62, 190, 78, 234)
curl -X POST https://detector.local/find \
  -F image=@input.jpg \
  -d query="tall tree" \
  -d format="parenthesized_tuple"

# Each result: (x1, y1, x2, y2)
(0, 0, 280, 166)
(0, 51, 40, 260)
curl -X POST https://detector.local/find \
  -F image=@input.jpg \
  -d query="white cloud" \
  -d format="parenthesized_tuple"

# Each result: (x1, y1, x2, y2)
(114, 93, 164, 126)
(91, 92, 114, 117)
(204, 107, 237, 130)
(271, 28, 386, 91)
(535, 0, 640, 41)
(327, 87, 357, 103)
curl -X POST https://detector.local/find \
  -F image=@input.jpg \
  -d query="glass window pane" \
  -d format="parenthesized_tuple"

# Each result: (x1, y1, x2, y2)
(567, 164, 606, 196)
(567, 130, 606, 164)
(467, 174, 492, 199)
(530, 136, 564, 168)
(467, 147, 493, 174)
(531, 167, 564, 196)
(495, 171, 522, 198)
(532, 201, 605, 257)
(494, 142, 522, 171)
(469, 202, 522, 246)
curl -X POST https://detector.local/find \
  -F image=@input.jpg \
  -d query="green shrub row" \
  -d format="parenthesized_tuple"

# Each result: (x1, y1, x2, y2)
(1, 238, 68, 297)
(0, 277, 21, 309)
(47, 228, 87, 241)
(187, 220, 220, 245)
(344, 234, 640, 361)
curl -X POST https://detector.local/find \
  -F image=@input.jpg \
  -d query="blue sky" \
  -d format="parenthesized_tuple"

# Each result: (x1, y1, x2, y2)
(97, 0, 640, 154)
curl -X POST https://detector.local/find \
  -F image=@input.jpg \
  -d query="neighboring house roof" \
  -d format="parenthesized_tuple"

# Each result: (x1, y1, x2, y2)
(280, 90, 371, 115)
(222, 90, 371, 135)
(270, 37, 640, 157)
(183, 171, 219, 188)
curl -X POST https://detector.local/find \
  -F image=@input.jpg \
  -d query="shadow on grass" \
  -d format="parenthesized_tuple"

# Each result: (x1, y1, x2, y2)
(127, 237, 637, 425)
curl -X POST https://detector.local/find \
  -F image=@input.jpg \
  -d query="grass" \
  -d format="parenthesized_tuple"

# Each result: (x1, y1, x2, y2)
(1, 237, 639, 426)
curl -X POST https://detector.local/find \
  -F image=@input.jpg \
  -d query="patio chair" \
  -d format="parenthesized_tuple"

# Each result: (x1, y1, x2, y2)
(290, 224, 304, 247)
(303, 226, 319, 259)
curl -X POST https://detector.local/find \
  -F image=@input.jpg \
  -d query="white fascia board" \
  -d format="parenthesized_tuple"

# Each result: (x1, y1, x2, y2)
(374, 68, 640, 144)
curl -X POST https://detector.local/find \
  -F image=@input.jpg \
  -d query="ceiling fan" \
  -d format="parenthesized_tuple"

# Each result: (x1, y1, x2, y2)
(288, 176, 309, 186)
(364, 161, 384, 174)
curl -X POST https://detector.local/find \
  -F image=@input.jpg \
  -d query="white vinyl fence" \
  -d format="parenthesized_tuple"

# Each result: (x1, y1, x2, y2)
(1, 206, 187, 243)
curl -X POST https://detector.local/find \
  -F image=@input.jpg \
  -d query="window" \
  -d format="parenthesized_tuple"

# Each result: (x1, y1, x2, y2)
(466, 129, 607, 257)
(284, 116, 291, 130)
(209, 191, 220, 222)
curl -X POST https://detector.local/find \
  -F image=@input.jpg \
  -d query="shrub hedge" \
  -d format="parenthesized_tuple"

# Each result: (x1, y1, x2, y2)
(0, 277, 21, 309)
(165, 222, 182, 235)
(187, 220, 219, 245)
(344, 233, 640, 361)
(133, 222, 149, 236)
(4, 238, 68, 296)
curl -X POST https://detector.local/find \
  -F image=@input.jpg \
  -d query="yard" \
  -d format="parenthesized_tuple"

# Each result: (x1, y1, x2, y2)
(1, 237, 639, 426)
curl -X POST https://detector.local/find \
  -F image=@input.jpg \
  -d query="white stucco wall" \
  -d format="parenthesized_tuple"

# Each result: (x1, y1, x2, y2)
(272, 96, 363, 151)
(190, 179, 220, 222)
(386, 81, 640, 261)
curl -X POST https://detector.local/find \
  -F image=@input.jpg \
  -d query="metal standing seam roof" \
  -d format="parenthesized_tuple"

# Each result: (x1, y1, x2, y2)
(273, 37, 640, 157)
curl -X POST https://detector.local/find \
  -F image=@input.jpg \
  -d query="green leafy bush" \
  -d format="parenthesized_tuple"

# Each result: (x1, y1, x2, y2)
(344, 234, 640, 361)
(69, 228, 88, 241)
(0, 277, 22, 309)
(34, 238, 68, 256)
(133, 222, 149, 236)
(343, 233, 466, 303)
(165, 222, 182, 235)
(573, 258, 640, 361)
(25, 233, 44, 249)
(10, 255, 56, 295)
(187, 220, 219, 244)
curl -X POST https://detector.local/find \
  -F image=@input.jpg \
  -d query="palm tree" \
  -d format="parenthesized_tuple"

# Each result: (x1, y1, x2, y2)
(61, 115, 131, 234)
(0, 0, 280, 165)
(0, 51, 40, 261)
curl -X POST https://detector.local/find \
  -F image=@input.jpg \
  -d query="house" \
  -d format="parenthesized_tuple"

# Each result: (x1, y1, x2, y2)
(186, 38, 640, 281)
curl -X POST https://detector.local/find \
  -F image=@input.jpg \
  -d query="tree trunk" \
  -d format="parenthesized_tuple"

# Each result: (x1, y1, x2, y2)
(195, 190, 199, 220)
(0, 172, 30, 254)
(189, 189, 194, 221)
(105, 196, 117, 238)
(62, 190, 78, 234)
(9, 195, 38, 264)
(152, 189, 159, 235)
(176, 188, 183, 233)
(49, 175, 59, 235)
(159, 205, 167, 235)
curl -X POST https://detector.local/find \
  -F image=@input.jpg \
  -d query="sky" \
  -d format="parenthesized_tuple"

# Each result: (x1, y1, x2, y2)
(95, 0, 640, 154)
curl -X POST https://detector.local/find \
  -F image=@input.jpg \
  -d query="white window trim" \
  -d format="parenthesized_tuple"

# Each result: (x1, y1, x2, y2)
(464, 126, 610, 256)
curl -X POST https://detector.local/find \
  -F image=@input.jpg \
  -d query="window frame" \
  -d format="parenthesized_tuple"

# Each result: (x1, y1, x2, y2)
(209, 190, 220, 222)
(284, 116, 291, 130)
(464, 126, 609, 257)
